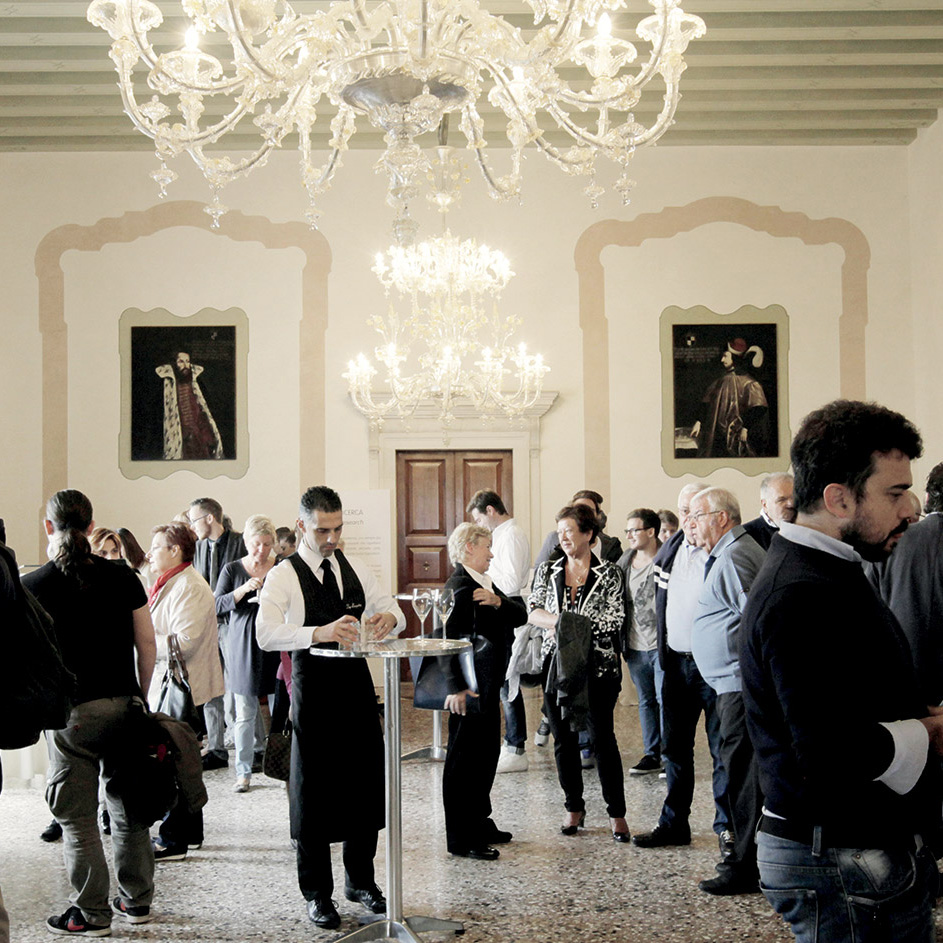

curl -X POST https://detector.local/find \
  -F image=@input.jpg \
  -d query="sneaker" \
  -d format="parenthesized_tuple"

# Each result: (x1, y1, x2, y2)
(629, 754, 664, 775)
(719, 828, 735, 858)
(580, 748, 596, 769)
(151, 837, 187, 861)
(496, 746, 529, 773)
(46, 906, 111, 936)
(233, 777, 250, 793)
(631, 824, 691, 848)
(41, 819, 63, 843)
(534, 718, 550, 747)
(110, 898, 151, 925)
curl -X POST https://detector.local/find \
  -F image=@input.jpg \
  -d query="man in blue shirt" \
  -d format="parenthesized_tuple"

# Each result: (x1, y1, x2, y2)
(690, 487, 766, 895)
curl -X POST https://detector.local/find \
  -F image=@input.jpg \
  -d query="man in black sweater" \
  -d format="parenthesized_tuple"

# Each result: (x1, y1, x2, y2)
(741, 400, 943, 943)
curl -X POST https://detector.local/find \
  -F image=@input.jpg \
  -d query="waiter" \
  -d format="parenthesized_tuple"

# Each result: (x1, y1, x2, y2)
(258, 486, 405, 930)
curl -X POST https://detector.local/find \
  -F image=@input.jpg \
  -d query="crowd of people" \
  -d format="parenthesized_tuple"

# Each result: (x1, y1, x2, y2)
(2, 398, 943, 943)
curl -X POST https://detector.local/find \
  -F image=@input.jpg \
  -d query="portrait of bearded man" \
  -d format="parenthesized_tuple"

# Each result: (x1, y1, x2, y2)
(156, 351, 224, 460)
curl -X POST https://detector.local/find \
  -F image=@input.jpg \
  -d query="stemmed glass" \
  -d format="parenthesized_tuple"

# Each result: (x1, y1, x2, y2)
(412, 587, 433, 641)
(434, 587, 454, 637)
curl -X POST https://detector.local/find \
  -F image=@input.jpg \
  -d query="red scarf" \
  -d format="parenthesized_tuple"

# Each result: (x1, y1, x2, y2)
(147, 562, 190, 609)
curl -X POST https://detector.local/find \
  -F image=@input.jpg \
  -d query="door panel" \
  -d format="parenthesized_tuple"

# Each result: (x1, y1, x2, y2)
(396, 449, 513, 661)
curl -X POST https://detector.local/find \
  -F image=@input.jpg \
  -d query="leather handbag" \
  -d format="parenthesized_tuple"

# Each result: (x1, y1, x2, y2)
(263, 717, 292, 782)
(155, 634, 201, 732)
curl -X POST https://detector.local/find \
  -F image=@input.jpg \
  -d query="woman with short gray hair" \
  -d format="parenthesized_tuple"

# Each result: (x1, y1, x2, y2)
(215, 515, 281, 793)
(438, 521, 527, 860)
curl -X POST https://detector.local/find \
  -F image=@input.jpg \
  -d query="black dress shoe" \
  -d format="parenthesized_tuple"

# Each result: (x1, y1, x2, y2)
(251, 751, 264, 774)
(699, 872, 760, 896)
(612, 829, 631, 843)
(201, 751, 228, 771)
(483, 821, 513, 844)
(632, 824, 691, 848)
(307, 894, 340, 929)
(560, 811, 585, 836)
(344, 883, 386, 914)
(40, 819, 63, 843)
(449, 845, 500, 860)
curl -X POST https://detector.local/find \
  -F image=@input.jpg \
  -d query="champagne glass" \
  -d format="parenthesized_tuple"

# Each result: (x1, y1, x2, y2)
(412, 588, 433, 641)
(434, 587, 454, 636)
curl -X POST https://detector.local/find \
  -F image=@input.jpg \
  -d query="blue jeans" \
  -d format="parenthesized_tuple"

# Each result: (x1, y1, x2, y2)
(757, 830, 938, 943)
(624, 648, 663, 759)
(499, 680, 527, 751)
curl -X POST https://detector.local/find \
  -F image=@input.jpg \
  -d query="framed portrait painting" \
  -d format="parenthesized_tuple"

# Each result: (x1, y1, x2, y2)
(119, 307, 249, 480)
(660, 305, 790, 477)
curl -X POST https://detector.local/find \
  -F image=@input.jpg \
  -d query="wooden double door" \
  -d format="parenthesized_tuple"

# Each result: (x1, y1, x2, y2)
(396, 449, 513, 639)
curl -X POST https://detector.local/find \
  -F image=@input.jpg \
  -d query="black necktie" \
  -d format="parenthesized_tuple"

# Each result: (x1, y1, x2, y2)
(209, 541, 220, 588)
(704, 555, 716, 578)
(320, 558, 341, 603)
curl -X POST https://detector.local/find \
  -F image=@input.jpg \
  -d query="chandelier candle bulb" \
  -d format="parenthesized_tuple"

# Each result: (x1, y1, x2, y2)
(87, 0, 706, 233)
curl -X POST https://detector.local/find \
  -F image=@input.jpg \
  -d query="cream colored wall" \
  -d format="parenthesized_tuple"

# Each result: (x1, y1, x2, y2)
(908, 119, 943, 487)
(0, 142, 925, 565)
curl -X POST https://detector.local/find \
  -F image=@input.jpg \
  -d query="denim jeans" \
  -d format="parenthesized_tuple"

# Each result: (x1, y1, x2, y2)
(499, 680, 528, 751)
(757, 830, 938, 943)
(624, 647, 664, 759)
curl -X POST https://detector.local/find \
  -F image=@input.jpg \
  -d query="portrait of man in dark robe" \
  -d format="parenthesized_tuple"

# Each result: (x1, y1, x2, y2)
(691, 338, 770, 458)
(156, 351, 224, 459)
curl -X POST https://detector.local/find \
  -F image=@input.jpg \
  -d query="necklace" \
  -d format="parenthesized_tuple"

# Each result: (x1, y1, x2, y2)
(567, 559, 589, 585)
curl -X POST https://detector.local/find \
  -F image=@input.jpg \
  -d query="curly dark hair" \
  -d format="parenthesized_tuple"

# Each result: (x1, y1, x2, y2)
(791, 400, 923, 514)
(925, 463, 943, 514)
(300, 485, 342, 517)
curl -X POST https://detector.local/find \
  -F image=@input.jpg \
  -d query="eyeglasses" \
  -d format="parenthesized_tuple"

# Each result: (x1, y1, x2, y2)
(690, 510, 724, 523)
(188, 513, 208, 525)
(624, 527, 650, 536)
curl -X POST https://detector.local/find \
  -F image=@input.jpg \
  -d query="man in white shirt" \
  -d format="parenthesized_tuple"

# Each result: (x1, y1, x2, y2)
(257, 486, 405, 930)
(467, 489, 532, 773)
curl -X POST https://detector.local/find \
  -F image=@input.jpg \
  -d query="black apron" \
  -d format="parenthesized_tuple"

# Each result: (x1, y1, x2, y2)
(287, 551, 385, 843)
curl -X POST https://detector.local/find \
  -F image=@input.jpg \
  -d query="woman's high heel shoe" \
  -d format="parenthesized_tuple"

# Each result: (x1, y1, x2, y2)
(611, 817, 631, 843)
(561, 811, 586, 836)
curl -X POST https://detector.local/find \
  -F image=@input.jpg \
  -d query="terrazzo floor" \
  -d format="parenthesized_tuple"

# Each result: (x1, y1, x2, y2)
(1, 687, 808, 942)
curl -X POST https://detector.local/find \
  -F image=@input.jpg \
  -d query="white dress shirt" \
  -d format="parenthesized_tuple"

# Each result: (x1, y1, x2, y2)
(488, 518, 531, 598)
(257, 539, 405, 651)
(665, 539, 708, 654)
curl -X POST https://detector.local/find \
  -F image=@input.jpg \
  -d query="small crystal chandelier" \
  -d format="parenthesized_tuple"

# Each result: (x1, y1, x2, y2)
(343, 226, 549, 427)
(87, 0, 706, 234)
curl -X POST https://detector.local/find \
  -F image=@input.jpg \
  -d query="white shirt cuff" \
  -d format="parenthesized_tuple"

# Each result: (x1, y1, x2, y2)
(875, 719, 928, 795)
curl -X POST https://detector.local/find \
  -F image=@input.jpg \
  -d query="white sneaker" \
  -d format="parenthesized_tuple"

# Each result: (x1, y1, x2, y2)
(534, 719, 550, 747)
(496, 746, 529, 773)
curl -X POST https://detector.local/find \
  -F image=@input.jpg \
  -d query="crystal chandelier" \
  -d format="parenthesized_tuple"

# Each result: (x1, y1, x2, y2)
(87, 0, 706, 235)
(343, 229, 549, 427)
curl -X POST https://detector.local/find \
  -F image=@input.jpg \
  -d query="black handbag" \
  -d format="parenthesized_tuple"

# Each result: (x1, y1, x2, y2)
(413, 594, 493, 712)
(155, 634, 201, 732)
(263, 717, 292, 782)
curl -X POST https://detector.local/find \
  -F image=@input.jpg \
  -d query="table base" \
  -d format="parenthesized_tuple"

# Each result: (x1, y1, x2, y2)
(338, 914, 465, 942)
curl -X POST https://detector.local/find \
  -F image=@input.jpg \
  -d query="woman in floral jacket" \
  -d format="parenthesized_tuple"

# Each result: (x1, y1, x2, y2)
(528, 503, 629, 842)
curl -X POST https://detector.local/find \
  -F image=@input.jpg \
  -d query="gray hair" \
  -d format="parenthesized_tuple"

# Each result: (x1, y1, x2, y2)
(448, 522, 491, 566)
(678, 481, 709, 502)
(692, 487, 741, 524)
(760, 472, 793, 497)
(244, 514, 277, 542)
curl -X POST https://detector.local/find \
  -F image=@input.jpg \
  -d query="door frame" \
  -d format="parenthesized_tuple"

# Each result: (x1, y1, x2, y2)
(366, 394, 556, 554)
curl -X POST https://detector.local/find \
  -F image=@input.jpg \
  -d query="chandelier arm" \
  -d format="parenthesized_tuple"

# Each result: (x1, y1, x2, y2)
(624, 2, 671, 91)
(127, 0, 160, 71)
(189, 138, 277, 182)
(219, 0, 283, 82)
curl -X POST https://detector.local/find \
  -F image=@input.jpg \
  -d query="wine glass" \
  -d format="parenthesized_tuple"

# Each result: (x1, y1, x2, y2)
(412, 588, 433, 640)
(434, 587, 454, 636)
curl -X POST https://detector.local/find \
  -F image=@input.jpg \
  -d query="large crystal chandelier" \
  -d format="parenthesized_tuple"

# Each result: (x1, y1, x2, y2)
(87, 0, 706, 235)
(343, 228, 549, 426)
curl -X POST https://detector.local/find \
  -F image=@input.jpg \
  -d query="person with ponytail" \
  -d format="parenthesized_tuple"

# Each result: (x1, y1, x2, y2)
(22, 489, 158, 935)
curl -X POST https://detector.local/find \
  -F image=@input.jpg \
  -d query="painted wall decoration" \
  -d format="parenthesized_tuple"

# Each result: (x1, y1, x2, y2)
(119, 307, 249, 480)
(661, 305, 791, 476)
